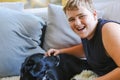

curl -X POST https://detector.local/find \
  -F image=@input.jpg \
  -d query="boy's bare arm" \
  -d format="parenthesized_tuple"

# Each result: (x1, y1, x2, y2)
(46, 43, 85, 58)
(96, 22, 120, 80)
(60, 43, 85, 58)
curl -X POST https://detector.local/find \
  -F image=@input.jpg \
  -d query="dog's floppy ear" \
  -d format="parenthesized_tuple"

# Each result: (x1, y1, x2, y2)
(20, 53, 44, 80)
(21, 53, 44, 73)
(44, 55, 60, 67)
(20, 56, 29, 80)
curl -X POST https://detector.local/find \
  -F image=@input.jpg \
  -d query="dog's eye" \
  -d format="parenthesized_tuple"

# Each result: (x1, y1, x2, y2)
(26, 60, 35, 66)
(33, 63, 43, 72)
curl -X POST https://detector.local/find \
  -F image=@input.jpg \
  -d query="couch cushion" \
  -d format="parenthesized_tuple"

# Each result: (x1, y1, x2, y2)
(23, 7, 48, 22)
(102, 0, 120, 22)
(43, 4, 81, 51)
(0, 2, 24, 11)
(0, 7, 45, 77)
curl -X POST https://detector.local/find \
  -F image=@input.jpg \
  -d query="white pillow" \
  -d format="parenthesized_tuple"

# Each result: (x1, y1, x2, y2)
(0, 2, 24, 11)
(43, 4, 81, 51)
(102, 0, 120, 22)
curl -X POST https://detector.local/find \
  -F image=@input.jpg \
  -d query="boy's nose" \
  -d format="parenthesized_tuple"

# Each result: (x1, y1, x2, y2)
(75, 18, 81, 26)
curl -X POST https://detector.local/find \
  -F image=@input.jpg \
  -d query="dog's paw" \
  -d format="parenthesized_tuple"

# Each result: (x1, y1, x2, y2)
(71, 70, 98, 80)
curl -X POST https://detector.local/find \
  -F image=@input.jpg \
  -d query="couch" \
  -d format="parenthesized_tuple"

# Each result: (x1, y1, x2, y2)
(0, 0, 120, 79)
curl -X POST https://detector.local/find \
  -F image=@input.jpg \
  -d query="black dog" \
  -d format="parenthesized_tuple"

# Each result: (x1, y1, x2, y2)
(20, 53, 91, 80)
(20, 53, 61, 80)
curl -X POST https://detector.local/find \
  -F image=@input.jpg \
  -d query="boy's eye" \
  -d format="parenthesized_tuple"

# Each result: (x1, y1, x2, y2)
(68, 15, 86, 22)
(79, 15, 86, 19)
(68, 18, 75, 22)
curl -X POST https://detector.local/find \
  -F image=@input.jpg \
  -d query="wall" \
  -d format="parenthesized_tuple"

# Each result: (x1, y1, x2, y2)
(0, 0, 25, 2)
(61, 0, 116, 6)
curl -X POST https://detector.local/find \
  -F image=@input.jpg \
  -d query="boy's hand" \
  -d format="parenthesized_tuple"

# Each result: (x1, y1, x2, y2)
(45, 49, 61, 56)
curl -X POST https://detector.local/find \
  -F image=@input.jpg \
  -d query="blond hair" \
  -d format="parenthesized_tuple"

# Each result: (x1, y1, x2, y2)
(63, 0, 95, 13)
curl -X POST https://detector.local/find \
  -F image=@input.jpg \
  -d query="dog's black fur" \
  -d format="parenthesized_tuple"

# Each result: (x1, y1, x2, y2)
(20, 53, 91, 80)
(20, 53, 61, 80)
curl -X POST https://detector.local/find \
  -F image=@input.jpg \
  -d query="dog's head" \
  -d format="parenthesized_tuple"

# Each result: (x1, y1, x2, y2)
(20, 53, 60, 80)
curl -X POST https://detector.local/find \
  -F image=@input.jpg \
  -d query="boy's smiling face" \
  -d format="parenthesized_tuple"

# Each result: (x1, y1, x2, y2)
(66, 6, 98, 40)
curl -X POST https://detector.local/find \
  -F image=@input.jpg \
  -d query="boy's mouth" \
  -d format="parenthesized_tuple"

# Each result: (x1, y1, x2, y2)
(76, 26, 85, 31)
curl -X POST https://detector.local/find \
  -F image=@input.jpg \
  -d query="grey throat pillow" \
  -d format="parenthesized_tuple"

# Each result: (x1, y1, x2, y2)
(0, 7, 45, 77)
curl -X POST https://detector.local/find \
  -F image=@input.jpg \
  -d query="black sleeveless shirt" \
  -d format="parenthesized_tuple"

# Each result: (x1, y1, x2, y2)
(82, 19, 118, 76)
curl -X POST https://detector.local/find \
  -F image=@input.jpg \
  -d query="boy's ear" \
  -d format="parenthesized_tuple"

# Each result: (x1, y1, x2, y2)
(93, 10, 97, 20)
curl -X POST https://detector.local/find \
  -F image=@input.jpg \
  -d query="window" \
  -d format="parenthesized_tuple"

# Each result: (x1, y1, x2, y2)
(24, 0, 62, 8)
(0, 0, 67, 8)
